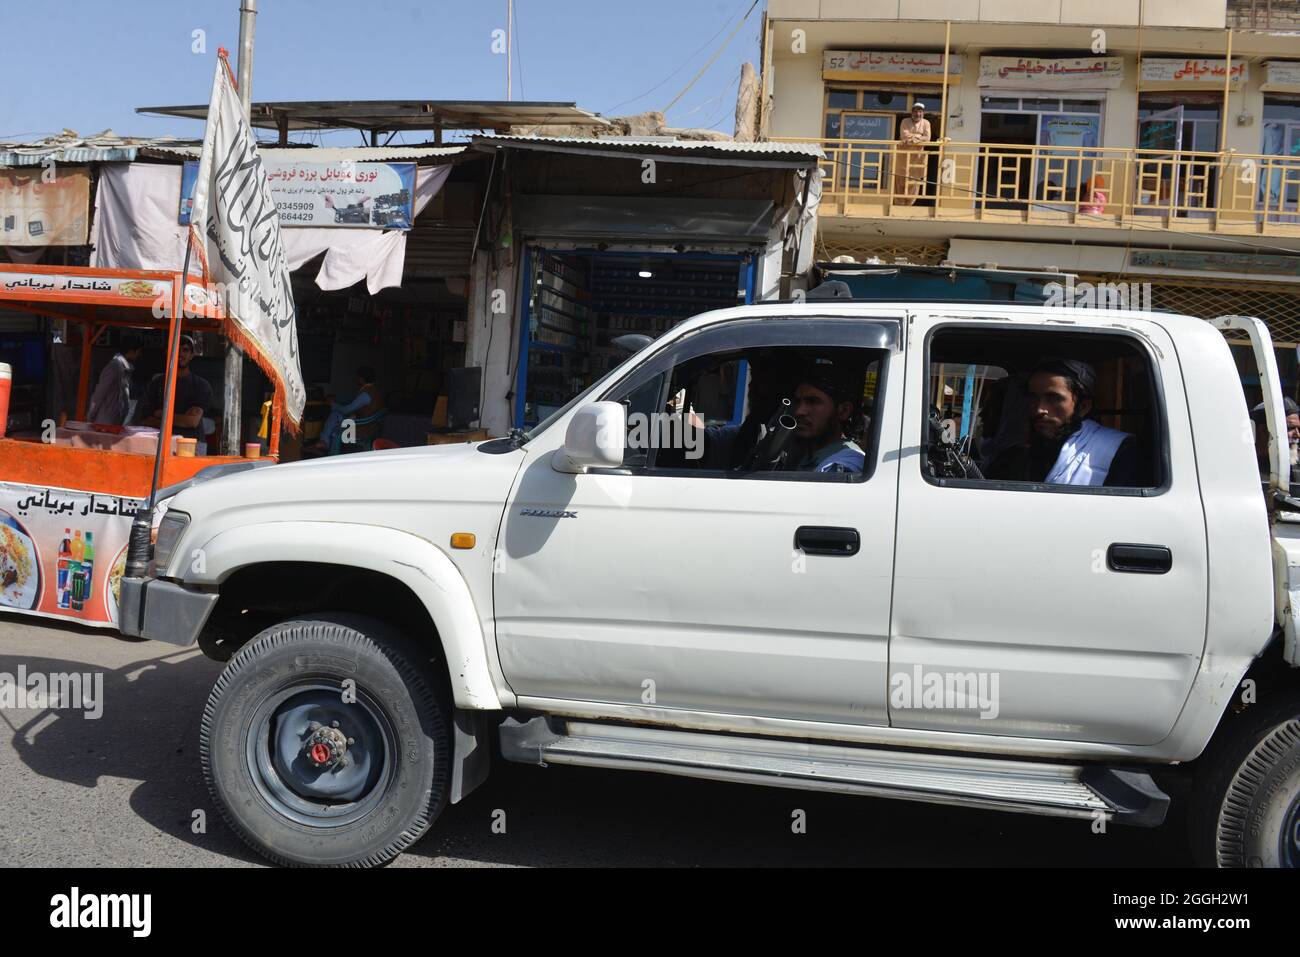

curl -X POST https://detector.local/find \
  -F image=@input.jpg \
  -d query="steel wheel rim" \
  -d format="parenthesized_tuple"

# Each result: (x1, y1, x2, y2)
(245, 681, 397, 829)
(1282, 792, 1300, 869)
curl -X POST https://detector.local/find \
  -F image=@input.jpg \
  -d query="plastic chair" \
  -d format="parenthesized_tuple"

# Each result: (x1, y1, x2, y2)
(371, 438, 399, 451)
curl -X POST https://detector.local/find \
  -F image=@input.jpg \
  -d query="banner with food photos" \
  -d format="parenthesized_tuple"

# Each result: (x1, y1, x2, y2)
(0, 481, 143, 628)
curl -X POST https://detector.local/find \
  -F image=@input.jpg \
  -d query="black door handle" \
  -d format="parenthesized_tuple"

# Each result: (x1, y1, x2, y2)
(795, 526, 860, 556)
(1107, 543, 1172, 574)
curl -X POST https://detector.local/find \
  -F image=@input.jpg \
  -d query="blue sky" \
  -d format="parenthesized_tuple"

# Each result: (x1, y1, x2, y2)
(0, 0, 761, 145)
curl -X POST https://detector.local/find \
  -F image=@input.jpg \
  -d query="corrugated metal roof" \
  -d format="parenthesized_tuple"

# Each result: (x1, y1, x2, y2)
(0, 146, 135, 165)
(473, 133, 824, 158)
(1, 130, 467, 167)
(470, 133, 823, 169)
(0, 130, 200, 167)
(140, 144, 468, 163)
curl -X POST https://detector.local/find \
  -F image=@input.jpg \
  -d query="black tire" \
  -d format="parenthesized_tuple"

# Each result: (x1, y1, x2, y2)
(200, 614, 449, 867)
(1190, 692, 1300, 868)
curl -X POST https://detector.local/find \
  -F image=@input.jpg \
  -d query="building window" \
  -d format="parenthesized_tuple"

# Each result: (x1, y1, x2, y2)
(979, 94, 1104, 147)
(1262, 97, 1300, 219)
(823, 87, 936, 140)
(977, 94, 1105, 208)
(822, 87, 939, 197)
(1137, 94, 1222, 217)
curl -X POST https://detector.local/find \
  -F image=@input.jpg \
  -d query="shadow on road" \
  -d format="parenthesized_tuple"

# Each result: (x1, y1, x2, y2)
(405, 760, 1192, 868)
(0, 638, 264, 865)
(3, 626, 1193, 868)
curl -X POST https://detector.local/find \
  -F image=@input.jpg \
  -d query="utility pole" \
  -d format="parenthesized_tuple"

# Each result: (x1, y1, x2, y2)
(506, 0, 513, 101)
(223, 0, 256, 455)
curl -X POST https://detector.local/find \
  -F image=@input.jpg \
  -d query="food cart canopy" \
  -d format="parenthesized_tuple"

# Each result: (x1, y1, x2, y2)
(0, 264, 224, 327)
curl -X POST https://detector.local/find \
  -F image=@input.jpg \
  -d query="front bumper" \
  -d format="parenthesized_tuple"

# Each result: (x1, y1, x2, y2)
(118, 576, 218, 646)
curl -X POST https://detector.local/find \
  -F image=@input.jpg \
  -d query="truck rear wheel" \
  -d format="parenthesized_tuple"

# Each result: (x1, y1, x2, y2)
(1192, 694, 1300, 868)
(199, 614, 449, 867)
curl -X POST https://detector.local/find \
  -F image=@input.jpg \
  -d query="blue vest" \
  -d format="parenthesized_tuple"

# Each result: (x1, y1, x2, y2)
(808, 440, 865, 474)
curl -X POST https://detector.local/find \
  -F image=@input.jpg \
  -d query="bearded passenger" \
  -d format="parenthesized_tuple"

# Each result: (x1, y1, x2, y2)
(985, 358, 1140, 487)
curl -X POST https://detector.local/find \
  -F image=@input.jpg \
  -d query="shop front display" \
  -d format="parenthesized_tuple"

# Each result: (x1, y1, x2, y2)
(516, 250, 753, 429)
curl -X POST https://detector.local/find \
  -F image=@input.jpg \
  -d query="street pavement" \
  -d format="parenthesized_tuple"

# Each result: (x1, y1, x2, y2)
(0, 616, 1192, 867)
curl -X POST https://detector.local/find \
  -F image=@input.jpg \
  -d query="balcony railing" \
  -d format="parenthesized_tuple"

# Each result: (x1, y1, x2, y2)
(773, 137, 1300, 235)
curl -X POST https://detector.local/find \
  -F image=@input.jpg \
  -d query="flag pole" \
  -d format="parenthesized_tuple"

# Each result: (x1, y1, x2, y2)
(123, 210, 196, 583)
(222, 0, 256, 455)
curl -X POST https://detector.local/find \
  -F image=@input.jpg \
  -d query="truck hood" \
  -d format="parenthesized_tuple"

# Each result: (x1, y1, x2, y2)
(170, 440, 527, 529)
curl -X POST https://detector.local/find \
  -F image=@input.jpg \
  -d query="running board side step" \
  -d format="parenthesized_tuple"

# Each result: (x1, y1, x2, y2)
(499, 717, 1169, 827)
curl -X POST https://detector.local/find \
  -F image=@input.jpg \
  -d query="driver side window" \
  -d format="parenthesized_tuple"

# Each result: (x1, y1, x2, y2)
(601, 336, 885, 481)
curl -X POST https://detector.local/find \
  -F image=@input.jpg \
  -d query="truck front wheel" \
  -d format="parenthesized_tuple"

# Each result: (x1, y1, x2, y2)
(1192, 694, 1300, 868)
(199, 614, 449, 867)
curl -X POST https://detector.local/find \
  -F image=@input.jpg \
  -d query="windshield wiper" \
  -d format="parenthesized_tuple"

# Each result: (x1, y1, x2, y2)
(507, 427, 530, 448)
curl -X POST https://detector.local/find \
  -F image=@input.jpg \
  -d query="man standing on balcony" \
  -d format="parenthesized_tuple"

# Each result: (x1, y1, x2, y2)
(894, 102, 932, 206)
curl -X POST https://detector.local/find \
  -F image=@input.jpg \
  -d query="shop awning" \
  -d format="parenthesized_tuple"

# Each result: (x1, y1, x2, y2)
(511, 195, 777, 243)
(471, 133, 823, 169)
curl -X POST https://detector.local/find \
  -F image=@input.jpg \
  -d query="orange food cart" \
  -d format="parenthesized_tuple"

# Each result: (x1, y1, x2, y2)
(0, 262, 281, 628)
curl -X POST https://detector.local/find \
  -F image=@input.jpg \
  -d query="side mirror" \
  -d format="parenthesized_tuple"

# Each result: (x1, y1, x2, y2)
(553, 401, 626, 473)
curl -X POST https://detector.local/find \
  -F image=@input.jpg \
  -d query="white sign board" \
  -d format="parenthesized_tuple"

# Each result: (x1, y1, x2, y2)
(824, 51, 963, 79)
(1140, 58, 1248, 86)
(1265, 61, 1300, 89)
(979, 57, 1124, 90)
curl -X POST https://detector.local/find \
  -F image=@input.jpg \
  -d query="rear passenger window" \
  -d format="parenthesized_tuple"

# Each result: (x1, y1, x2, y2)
(924, 327, 1164, 491)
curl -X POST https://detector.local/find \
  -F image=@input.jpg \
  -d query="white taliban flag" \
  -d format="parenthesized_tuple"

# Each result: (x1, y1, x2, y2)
(187, 53, 305, 427)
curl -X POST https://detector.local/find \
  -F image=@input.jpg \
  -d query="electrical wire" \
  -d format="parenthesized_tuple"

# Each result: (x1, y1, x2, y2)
(663, 0, 760, 115)
(604, 0, 751, 116)
(677, 73, 740, 126)
(512, 0, 525, 101)
(700, 77, 743, 132)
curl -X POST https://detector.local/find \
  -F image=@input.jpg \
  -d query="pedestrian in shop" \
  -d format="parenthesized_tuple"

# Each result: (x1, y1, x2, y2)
(133, 335, 213, 447)
(86, 334, 144, 425)
(893, 102, 932, 206)
(319, 365, 384, 453)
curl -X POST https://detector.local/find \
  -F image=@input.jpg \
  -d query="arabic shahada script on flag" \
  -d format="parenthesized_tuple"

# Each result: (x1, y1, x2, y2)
(187, 54, 305, 426)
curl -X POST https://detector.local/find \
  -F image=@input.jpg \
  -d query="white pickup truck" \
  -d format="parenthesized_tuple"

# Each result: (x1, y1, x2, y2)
(119, 297, 1300, 868)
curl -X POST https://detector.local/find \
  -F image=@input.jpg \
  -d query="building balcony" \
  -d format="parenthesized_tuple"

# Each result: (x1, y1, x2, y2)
(773, 137, 1300, 238)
